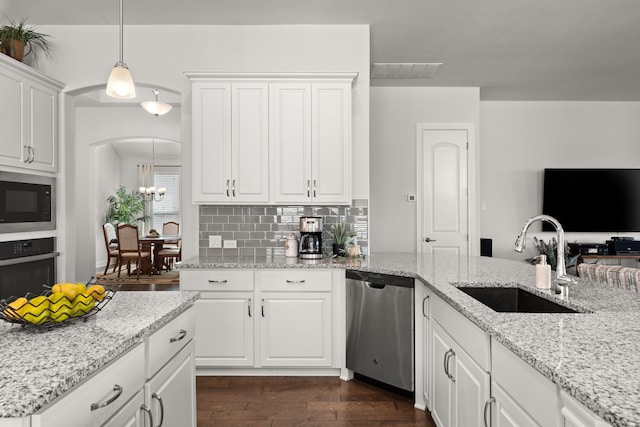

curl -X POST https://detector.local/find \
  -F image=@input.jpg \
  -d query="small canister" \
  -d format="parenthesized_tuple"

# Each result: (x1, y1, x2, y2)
(284, 233, 299, 257)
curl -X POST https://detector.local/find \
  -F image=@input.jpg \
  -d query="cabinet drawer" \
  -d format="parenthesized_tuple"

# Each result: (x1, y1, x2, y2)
(32, 344, 145, 427)
(180, 270, 254, 291)
(431, 293, 490, 371)
(146, 307, 196, 378)
(258, 270, 332, 292)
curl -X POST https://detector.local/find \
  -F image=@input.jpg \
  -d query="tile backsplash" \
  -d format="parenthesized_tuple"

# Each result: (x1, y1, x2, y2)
(199, 199, 368, 257)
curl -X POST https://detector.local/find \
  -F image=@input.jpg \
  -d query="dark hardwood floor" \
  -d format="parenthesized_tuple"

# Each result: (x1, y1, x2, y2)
(196, 376, 436, 426)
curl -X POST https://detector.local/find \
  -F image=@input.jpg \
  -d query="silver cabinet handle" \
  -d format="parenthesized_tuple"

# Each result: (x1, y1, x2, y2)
(152, 392, 165, 427)
(422, 295, 430, 318)
(29, 146, 35, 163)
(232, 179, 236, 197)
(169, 329, 187, 343)
(248, 298, 252, 317)
(483, 397, 495, 427)
(285, 279, 306, 284)
(307, 180, 311, 197)
(313, 179, 317, 197)
(208, 279, 228, 284)
(141, 404, 154, 427)
(425, 237, 437, 242)
(90, 384, 123, 410)
(226, 179, 230, 197)
(444, 349, 455, 382)
(261, 298, 265, 317)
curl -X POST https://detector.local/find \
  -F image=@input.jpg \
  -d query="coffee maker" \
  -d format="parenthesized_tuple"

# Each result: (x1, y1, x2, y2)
(299, 216, 323, 259)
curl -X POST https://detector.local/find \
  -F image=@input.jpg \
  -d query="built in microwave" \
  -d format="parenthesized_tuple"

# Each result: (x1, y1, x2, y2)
(0, 171, 55, 233)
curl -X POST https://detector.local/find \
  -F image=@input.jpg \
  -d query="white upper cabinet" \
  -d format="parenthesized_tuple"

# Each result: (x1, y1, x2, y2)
(271, 81, 353, 205)
(191, 81, 269, 203)
(187, 72, 356, 205)
(0, 55, 64, 173)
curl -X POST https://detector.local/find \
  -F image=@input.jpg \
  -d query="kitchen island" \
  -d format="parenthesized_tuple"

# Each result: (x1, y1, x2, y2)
(178, 253, 640, 426)
(0, 290, 199, 426)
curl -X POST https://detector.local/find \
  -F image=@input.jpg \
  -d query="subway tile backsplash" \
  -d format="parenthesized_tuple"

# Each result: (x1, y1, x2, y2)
(199, 199, 368, 257)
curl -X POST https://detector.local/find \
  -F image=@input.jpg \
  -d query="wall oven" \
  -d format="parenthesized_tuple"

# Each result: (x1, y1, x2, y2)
(0, 171, 56, 233)
(0, 238, 57, 300)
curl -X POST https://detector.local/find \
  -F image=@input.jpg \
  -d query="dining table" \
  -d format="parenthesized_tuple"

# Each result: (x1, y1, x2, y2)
(138, 234, 182, 275)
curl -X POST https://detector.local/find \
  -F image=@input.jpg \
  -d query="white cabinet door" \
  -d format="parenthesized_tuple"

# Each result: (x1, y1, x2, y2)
(192, 82, 269, 204)
(231, 82, 269, 203)
(270, 83, 312, 203)
(146, 340, 196, 427)
(102, 389, 146, 427)
(192, 82, 232, 203)
(28, 80, 57, 172)
(491, 381, 540, 427)
(414, 283, 431, 411)
(453, 342, 490, 427)
(259, 292, 332, 367)
(0, 65, 25, 166)
(195, 293, 254, 367)
(311, 83, 351, 204)
(271, 82, 351, 205)
(431, 322, 454, 427)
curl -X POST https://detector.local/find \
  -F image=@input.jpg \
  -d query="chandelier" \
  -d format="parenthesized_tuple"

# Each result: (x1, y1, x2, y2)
(139, 139, 166, 202)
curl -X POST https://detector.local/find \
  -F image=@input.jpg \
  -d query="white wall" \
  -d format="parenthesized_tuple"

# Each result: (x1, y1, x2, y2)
(37, 25, 369, 280)
(94, 143, 120, 268)
(480, 101, 640, 261)
(370, 87, 480, 252)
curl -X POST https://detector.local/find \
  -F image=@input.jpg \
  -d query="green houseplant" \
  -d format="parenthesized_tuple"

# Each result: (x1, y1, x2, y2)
(105, 186, 149, 226)
(328, 222, 356, 257)
(0, 17, 52, 62)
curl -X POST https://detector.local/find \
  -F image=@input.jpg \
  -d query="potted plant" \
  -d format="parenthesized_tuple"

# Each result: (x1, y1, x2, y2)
(328, 222, 356, 257)
(105, 186, 149, 226)
(0, 17, 52, 63)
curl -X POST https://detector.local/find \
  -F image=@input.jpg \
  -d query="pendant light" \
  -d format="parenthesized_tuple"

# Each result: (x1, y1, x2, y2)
(141, 89, 173, 116)
(106, 0, 136, 99)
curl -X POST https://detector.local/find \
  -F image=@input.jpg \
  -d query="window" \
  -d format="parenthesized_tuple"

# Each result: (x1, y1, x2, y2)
(152, 168, 180, 232)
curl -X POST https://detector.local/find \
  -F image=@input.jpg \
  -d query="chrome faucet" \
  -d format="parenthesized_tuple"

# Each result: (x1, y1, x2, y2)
(514, 214, 577, 297)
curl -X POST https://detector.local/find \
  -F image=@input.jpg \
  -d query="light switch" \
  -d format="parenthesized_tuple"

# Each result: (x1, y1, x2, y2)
(209, 235, 222, 248)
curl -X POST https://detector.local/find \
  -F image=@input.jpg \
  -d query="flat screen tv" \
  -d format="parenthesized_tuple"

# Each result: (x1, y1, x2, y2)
(542, 168, 640, 232)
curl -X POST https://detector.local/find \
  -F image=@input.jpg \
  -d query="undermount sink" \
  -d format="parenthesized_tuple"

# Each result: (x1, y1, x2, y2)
(457, 286, 580, 313)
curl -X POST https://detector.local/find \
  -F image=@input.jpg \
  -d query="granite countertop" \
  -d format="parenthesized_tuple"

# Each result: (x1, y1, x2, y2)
(178, 253, 640, 426)
(0, 291, 199, 419)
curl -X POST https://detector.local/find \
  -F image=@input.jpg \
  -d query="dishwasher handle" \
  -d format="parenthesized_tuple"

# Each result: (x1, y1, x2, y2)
(365, 281, 386, 290)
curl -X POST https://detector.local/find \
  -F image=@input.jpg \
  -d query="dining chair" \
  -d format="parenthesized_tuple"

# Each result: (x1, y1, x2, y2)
(117, 224, 151, 279)
(158, 221, 181, 271)
(102, 223, 119, 275)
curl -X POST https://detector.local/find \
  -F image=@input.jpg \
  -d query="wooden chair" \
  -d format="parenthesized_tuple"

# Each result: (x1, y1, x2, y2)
(102, 223, 120, 275)
(158, 221, 181, 271)
(116, 224, 151, 279)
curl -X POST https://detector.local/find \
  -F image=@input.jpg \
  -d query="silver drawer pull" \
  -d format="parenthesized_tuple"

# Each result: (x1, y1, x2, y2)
(152, 392, 165, 426)
(141, 404, 154, 427)
(286, 280, 306, 284)
(208, 279, 228, 284)
(169, 329, 187, 343)
(90, 384, 123, 410)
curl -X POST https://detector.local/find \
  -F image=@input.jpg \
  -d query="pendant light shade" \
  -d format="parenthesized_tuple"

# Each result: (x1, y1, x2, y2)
(106, 0, 136, 99)
(141, 89, 172, 116)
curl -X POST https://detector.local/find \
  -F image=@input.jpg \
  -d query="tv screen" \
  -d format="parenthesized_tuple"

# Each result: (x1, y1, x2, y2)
(542, 168, 640, 232)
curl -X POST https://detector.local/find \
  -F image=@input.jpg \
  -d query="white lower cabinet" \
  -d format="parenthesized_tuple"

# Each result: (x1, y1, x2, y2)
(490, 380, 538, 427)
(102, 389, 147, 427)
(560, 390, 611, 427)
(181, 268, 339, 371)
(414, 282, 431, 411)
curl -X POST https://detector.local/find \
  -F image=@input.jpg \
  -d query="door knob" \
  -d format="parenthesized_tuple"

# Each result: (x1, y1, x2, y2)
(424, 237, 437, 242)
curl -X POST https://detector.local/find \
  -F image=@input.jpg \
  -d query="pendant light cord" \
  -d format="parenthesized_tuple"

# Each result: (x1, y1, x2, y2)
(118, 0, 124, 65)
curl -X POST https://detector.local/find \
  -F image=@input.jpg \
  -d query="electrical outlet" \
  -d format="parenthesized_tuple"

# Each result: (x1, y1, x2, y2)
(209, 235, 222, 248)
(224, 239, 237, 249)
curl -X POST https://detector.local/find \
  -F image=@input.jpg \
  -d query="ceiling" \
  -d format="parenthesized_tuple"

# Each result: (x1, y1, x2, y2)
(3, 0, 640, 100)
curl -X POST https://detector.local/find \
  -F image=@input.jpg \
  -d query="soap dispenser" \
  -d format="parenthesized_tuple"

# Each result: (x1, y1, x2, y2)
(535, 254, 551, 290)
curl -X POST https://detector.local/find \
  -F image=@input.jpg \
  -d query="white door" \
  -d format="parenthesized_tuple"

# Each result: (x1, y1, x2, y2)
(417, 125, 469, 255)
(453, 346, 490, 427)
(431, 323, 454, 427)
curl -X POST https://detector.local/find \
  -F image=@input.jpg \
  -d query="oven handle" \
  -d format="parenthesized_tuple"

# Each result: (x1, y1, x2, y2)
(0, 252, 60, 267)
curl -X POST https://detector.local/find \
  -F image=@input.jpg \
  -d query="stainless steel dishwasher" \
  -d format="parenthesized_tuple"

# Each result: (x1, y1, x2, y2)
(346, 270, 414, 392)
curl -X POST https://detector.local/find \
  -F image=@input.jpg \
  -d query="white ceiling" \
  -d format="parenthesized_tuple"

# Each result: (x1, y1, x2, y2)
(3, 0, 640, 100)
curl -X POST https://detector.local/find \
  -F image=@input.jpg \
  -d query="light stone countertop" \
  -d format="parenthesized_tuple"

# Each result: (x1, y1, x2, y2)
(0, 291, 199, 419)
(178, 253, 640, 426)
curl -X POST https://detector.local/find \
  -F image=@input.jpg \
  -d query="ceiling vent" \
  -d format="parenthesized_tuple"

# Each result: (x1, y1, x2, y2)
(371, 63, 443, 79)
